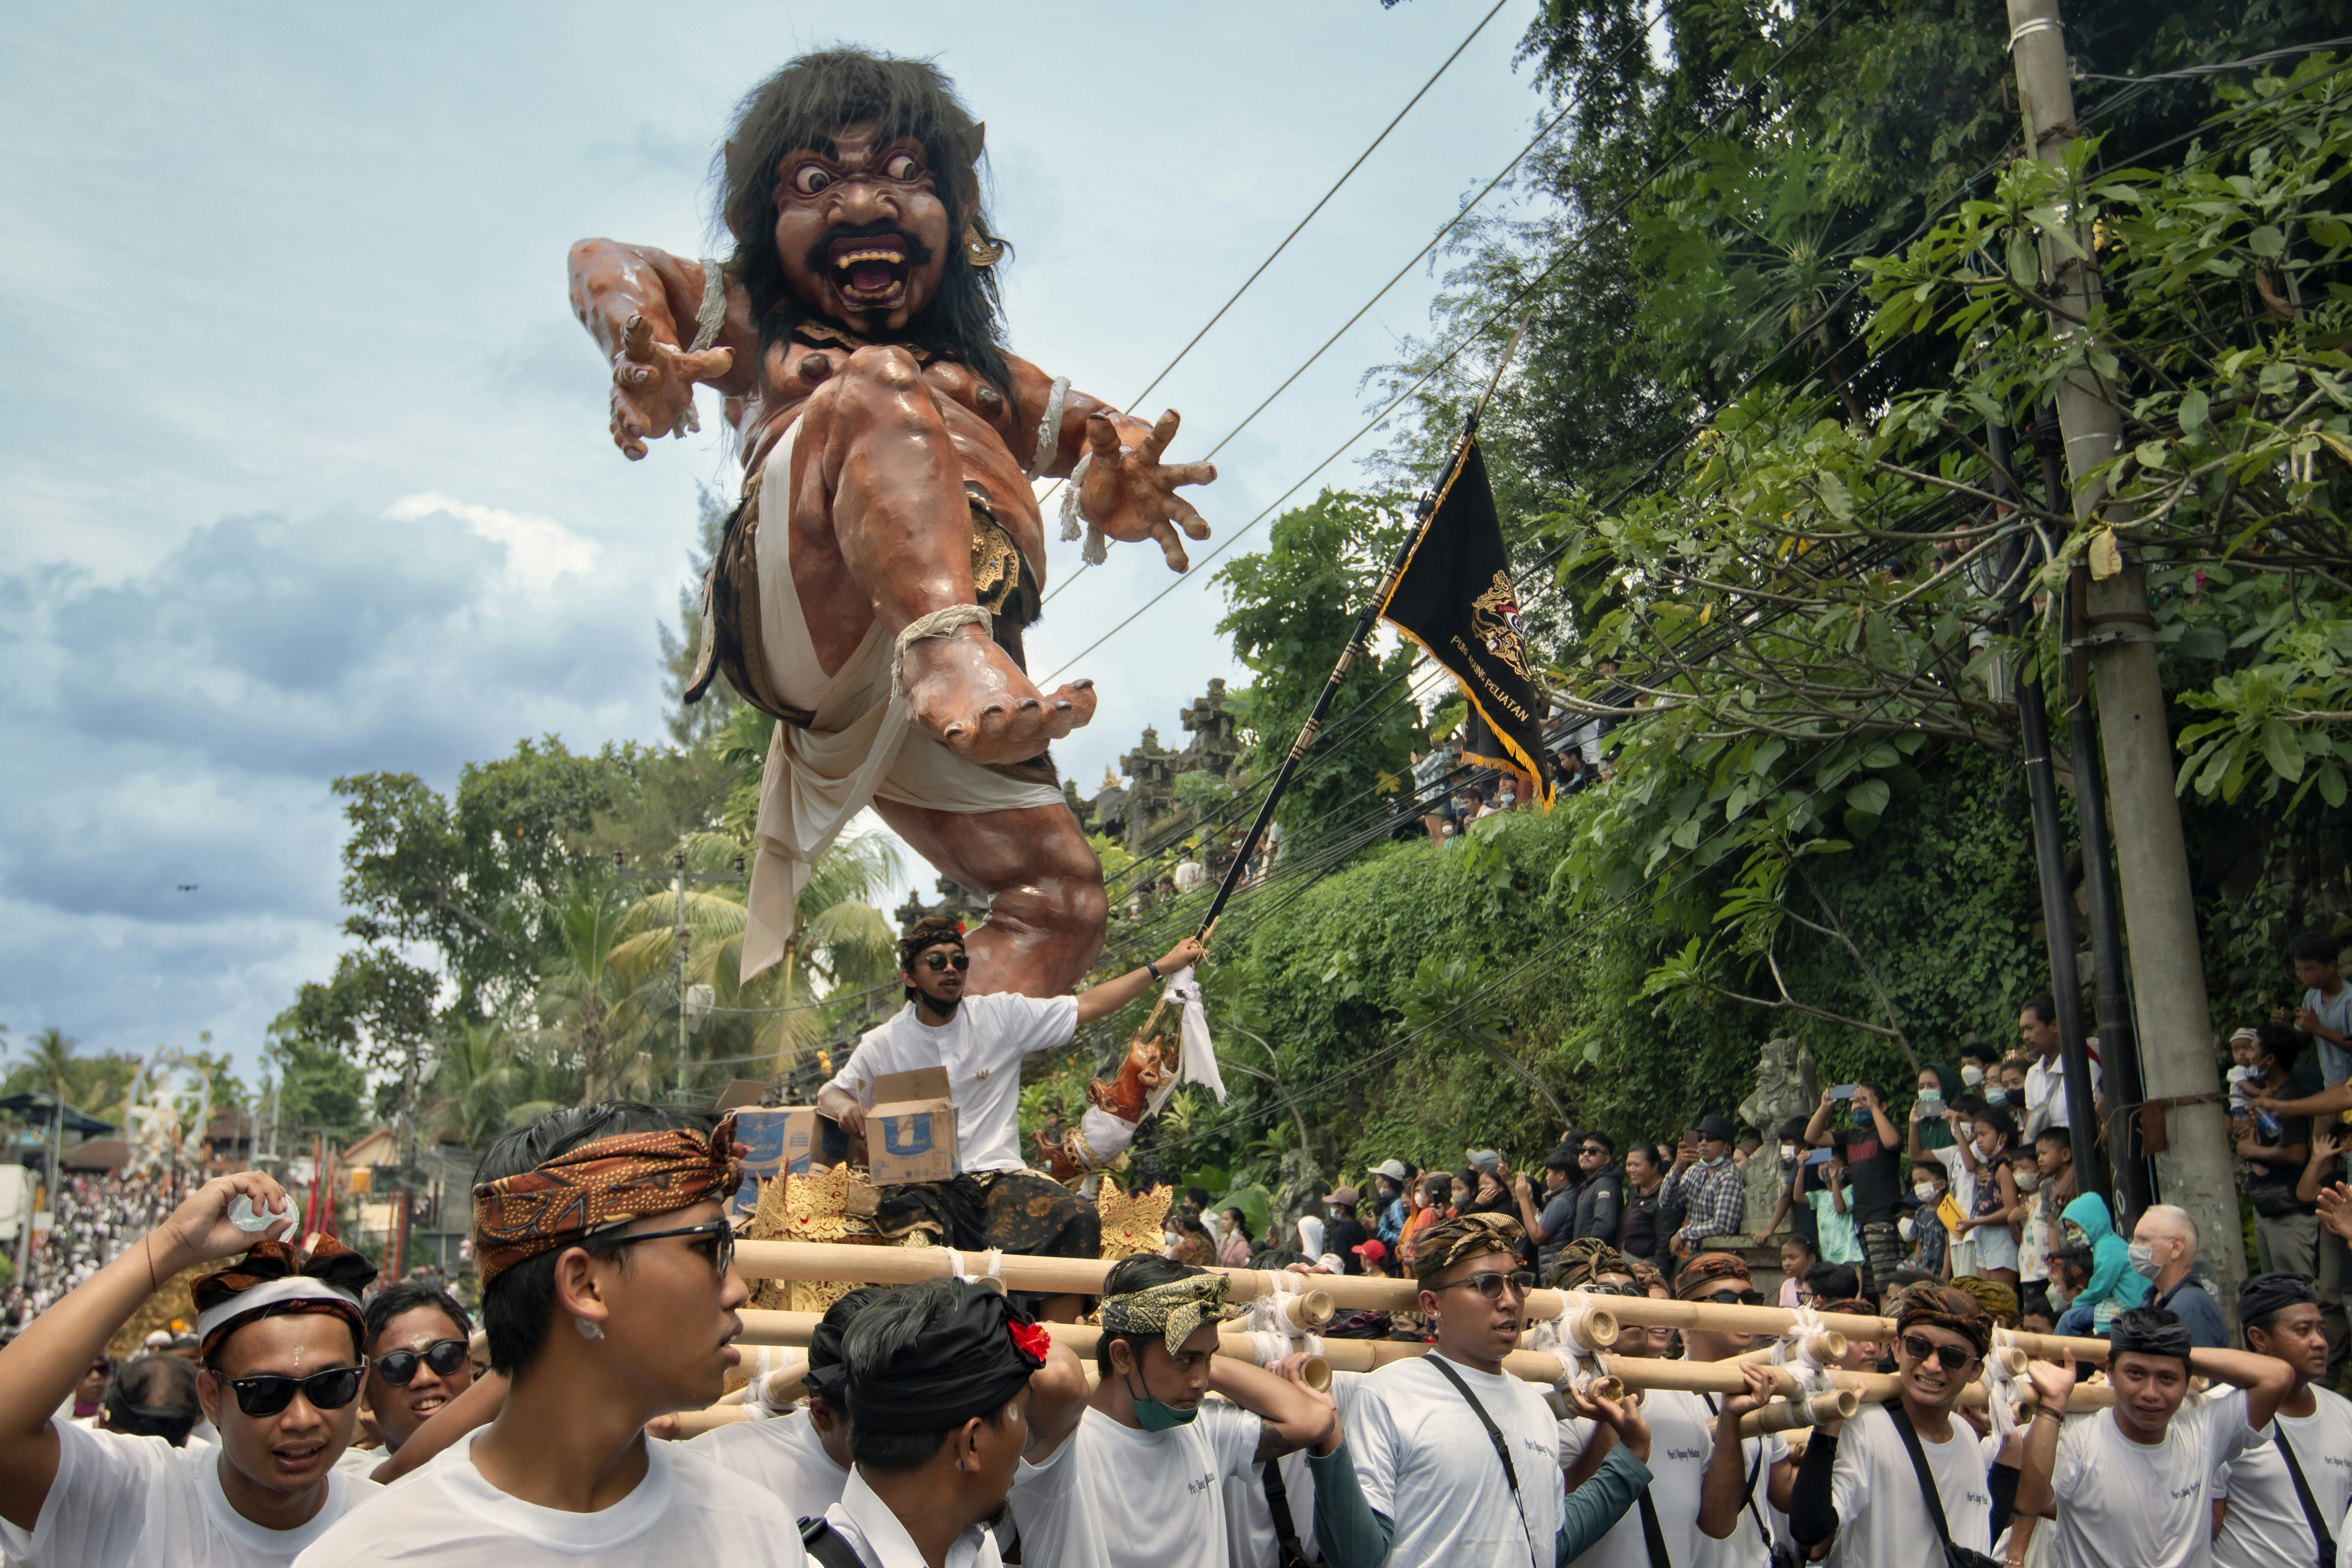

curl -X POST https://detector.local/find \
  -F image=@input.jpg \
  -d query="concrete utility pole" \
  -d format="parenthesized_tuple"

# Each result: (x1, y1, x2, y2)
(2006, 0, 2236, 1301)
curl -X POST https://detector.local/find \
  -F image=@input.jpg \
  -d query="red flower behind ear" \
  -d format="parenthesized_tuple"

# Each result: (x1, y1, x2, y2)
(1008, 1320, 1051, 1365)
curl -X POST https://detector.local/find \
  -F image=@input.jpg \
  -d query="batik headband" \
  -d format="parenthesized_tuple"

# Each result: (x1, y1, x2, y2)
(472, 1113, 742, 1289)
(192, 1235, 375, 1355)
(1897, 1282, 1994, 1356)
(1098, 1271, 1235, 1357)
(1672, 1250, 1752, 1301)
(1411, 1213, 1525, 1280)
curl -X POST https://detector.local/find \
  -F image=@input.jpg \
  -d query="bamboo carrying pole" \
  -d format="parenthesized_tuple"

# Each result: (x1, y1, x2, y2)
(1739, 1388, 1859, 1438)
(736, 1241, 1846, 1338)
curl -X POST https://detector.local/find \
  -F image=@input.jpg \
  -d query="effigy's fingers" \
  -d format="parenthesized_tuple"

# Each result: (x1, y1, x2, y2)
(1136, 407, 1181, 465)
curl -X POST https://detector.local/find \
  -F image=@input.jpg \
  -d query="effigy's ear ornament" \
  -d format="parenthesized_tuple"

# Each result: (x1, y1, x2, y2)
(965, 223, 1006, 269)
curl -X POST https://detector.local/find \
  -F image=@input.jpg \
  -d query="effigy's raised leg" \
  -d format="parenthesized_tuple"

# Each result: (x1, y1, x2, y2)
(873, 796, 1105, 998)
(804, 345, 1096, 764)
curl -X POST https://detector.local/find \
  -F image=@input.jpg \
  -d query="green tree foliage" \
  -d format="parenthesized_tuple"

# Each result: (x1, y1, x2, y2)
(1212, 490, 1427, 842)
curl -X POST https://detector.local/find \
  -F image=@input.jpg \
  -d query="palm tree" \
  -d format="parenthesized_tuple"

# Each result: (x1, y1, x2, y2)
(23, 1028, 78, 1191)
(604, 830, 904, 1090)
(536, 878, 653, 1100)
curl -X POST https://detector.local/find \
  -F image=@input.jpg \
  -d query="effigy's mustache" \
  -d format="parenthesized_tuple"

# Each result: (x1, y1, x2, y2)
(803, 221, 935, 274)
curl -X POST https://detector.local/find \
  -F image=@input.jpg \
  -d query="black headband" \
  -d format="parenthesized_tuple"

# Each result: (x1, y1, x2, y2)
(2108, 1308, 2194, 1362)
(800, 1286, 886, 1407)
(2238, 1272, 2318, 1331)
(844, 1281, 1046, 1434)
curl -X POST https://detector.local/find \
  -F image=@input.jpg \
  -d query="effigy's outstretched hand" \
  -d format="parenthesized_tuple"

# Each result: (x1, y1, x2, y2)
(608, 312, 735, 461)
(1079, 410, 1215, 570)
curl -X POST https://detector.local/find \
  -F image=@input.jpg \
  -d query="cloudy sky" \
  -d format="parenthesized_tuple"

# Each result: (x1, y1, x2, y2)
(0, 1, 1556, 1088)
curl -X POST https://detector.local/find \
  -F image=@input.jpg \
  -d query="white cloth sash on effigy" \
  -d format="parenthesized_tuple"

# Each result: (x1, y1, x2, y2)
(741, 417, 1066, 983)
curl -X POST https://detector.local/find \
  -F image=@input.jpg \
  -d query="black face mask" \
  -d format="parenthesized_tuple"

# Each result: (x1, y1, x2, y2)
(102, 1386, 199, 1447)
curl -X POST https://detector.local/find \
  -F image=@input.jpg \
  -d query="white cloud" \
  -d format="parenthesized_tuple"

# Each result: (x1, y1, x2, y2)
(386, 492, 601, 595)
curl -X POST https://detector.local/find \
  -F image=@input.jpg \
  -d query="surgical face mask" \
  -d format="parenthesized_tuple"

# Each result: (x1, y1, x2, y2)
(2126, 1240, 2162, 1279)
(1914, 1181, 1940, 1201)
(1899, 1216, 1917, 1242)
(1850, 1111, 1872, 1130)
(1960, 1065, 1985, 1087)
(1985, 1088, 2009, 1107)
(1125, 1370, 1199, 1431)
(2015, 1171, 2040, 1192)
(1163, 1231, 1182, 1249)
(1698, 1153, 1728, 1169)
(1779, 1143, 1798, 1163)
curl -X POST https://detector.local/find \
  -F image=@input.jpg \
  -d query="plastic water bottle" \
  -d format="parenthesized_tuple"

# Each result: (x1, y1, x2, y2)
(2254, 1107, 2282, 1139)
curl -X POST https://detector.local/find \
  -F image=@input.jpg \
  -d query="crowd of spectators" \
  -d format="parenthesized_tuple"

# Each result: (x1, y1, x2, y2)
(0, 1171, 176, 1332)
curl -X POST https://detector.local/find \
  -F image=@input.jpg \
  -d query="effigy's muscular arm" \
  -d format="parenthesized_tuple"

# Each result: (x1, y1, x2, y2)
(568, 239, 754, 459)
(1005, 355, 1216, 571)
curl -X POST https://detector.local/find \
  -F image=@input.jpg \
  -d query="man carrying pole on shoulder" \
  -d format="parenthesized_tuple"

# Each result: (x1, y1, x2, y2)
(1311, 1213, 1655, 1568)
(798, 1277, 1087, 1568)
(1785, 1282, 2000, 1568)
(2015, 1306, 2296, 1568)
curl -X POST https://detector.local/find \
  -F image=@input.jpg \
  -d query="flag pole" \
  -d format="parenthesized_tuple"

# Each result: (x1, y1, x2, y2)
(1119, 322, 1531, 1045)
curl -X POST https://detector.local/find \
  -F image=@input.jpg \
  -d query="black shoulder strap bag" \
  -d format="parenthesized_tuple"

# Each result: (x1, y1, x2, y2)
(2271, 1421, 2340, 1568)
(1261, 1457, 1313, 1568)
(799, 1516, 867, 1568)
(1426, 1356, 1541, 1568)
(1883, 1404, 2002, 1568)
(1702, 1393, 1794, 1568)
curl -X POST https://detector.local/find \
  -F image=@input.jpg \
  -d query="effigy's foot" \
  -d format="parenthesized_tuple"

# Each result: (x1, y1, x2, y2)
(901, 628, 1096, 763)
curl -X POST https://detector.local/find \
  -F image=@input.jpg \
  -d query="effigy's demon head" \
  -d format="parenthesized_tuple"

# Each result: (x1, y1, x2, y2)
(720, 49, 1013, 395)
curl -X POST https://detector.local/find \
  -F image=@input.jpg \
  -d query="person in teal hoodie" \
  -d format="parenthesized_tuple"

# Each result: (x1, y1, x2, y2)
(2052, 1191, 2150, 1335)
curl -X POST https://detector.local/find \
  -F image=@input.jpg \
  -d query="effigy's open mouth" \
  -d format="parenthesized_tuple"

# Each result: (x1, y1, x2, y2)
(829, 233, 910, 308)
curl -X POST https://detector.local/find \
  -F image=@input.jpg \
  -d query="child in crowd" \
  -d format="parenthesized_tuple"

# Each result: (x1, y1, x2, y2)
(2053, 1191, 2149, 1336)
(1778, 1236, 1820, 1309)
(1904, 1161, 1949, 1278)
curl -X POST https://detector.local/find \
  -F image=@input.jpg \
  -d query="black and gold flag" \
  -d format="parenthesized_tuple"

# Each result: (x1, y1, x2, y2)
(1379, 435, 1552, 807)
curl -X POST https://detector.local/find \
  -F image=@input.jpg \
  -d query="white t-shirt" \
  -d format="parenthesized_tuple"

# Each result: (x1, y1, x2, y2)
(821, 1465, 999, 1568)
(1822, 1403, 1997, 1568)
(2025, 1052, 2100, 1130)
(1009, 1399, 1259, 1568)
(689, 1407, 850, 1524)
(2050, 1391, 2263, 1568)
(289, 1427, 805, 1566)
(1222, 1372, 1366, 1567)
(1556, 1389, 1715, 1568)
(824, 994, 1078, 1174)
(0, 1418, 378, 1568)
(1350, 1354, 1565, 1568)
(1692, 1407, 1785, 1568)
(2214, 1387, 2352, 1568)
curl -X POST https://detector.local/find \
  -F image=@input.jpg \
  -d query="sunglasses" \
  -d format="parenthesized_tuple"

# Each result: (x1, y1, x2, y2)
(1580, 1282, 1642, 1298)
(373, 1338, 469, 1386)
(603, 1216, 736, 1278)
(226, 1364, 366, 1418)
(1901, 1332, 1974, 1372)
(1698, 1288, 1765, 1307)
(1438, 1269, 1536, 1301)
(919, 951, 971, 972)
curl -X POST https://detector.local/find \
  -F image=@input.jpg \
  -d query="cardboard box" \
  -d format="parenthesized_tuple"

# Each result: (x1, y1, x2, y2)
(728, 1105, 820, 1218)
(866, 1066, 956, 1184)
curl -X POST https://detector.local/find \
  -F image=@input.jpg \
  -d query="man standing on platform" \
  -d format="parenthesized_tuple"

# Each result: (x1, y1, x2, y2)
(819, 918, 1204, 1285)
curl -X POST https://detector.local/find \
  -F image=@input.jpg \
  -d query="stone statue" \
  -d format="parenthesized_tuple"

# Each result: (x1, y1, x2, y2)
(572, 48, 1216, 999)
(1738, 1036, 1816, 1236)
